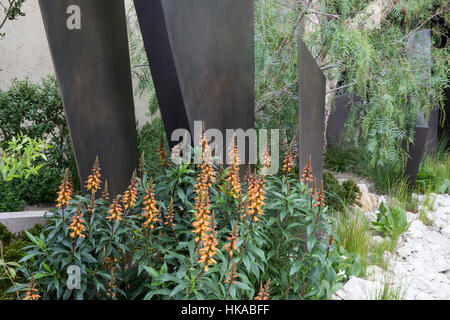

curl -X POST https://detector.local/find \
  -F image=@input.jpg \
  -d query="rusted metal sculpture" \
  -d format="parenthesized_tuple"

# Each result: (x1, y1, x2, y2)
(298, 38, 326, 186)
(133, 0, 255, 155)
(326, 93, 362, 147)
(38, 0, 138, 196)
(405, 114, 429, 186)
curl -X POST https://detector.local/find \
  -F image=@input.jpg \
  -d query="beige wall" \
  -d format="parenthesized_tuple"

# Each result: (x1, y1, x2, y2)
(0, 0, 150, 129)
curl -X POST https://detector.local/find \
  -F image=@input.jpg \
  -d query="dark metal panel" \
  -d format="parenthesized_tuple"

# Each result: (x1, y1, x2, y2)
(298, 38, 326, 187)
(134, 0, 255, 152)
(326, 93, 361, 147)
(425, 109, 439, 154)
(38, 0, 138, 196)
(405, 117, 429, 186)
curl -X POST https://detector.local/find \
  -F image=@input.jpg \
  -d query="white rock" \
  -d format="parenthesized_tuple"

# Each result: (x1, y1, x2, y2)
(364, 211, 377, 222)
(397, 246, 413, 259)
(415, 292, 435, 300)
(372, 235, 385, 245)
(332, 291, 346, 300)
(392, 263, 409, 277)
(406, 212, 416, 223)
(358, 184, 369, 194)
(378, 196, 387, 207)
(408, 220, 427, 236)
(337, 191, 450, 301)
(441, 225, 450, 237)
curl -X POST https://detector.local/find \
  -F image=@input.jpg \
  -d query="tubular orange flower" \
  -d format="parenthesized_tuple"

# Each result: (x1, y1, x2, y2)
(139, 151, 146, 177)
(224, 262, 238, 285)
(56, 169, 73, 208)
(313, 184, 326, 208)
(69, 203, 86, 239)
(102, 180, 110, 202)
(244, 163, 252, 185)
(142, 178, 160, 230)
(192, 132, 215, 243)
(86, 156, 101, 193)
(106, 267, 117, 300)
(254, 279, 271, 300)
(197, 212, 218, 272)
(260, 144, 271, 176)
(245, 171, 266, 222)
(225, 138, 241, 199)
(282, 146, 295, 176)
(224, 221, 239, 258)
(22, 277, 40, 300)
(122, 171, 138, 210)
(108, 196, 123, 222)
(301, 155, 313, 185)
(158, 134, 169, 168)
(164, 197, 176, 228)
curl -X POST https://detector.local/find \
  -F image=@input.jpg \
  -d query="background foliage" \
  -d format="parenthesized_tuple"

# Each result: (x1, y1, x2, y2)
(0, 77, 78, 211)
(6, 148, 361, 300)
(128, 0, 449, 179)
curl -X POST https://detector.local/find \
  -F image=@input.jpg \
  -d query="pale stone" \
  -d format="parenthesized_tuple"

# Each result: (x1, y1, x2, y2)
(441, 225, 450, 237)
(372, 235, 385, 245)
(406, 212, 416, 223)
(358, 184, 369, 194)
(359, 191, 379, 213)
(415, 292, 434, 300)
(364, 211, 377, 222)
(335, 193, 450, 300)
(0, 211, 51, 234)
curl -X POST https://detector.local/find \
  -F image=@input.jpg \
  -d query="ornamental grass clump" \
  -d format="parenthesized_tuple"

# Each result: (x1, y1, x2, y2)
(9, 142, 359, 300)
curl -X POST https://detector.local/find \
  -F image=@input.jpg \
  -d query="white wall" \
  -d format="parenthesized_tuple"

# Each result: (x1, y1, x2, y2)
(0, 0, 150, 129)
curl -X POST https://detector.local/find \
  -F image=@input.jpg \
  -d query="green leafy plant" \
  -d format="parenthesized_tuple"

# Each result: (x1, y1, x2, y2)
(0, 223, 12, 246)
(0, 77, 78, 210)
(0, 134, 50, 182)
(416, 143, 450, 194)
(335, 208, 392, 276)
(0, 223, 44, 300)
(323, 171, 361, 212)
(371, 202, 411, 251)
(137, 117, 168, 178)
(7, 143, 360, 300)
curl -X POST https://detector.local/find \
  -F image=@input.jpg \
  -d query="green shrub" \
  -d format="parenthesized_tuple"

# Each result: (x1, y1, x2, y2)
(138, 117, 168, 178)
(0, 77, 78, 210)
(0, 77, 69, 164)
(0, 223, 13, 246)
(325, 145, 363, 174)
(0, 166, 62, 211)
(0, 223, 45, 300)
(20, 168, 61, 205)
(416, 151, 450, 194)
(325, 144, 404, 194)
(323, 171, 361, 212)
(0, 177, 26, 212)
(7, 145, 361, 300)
